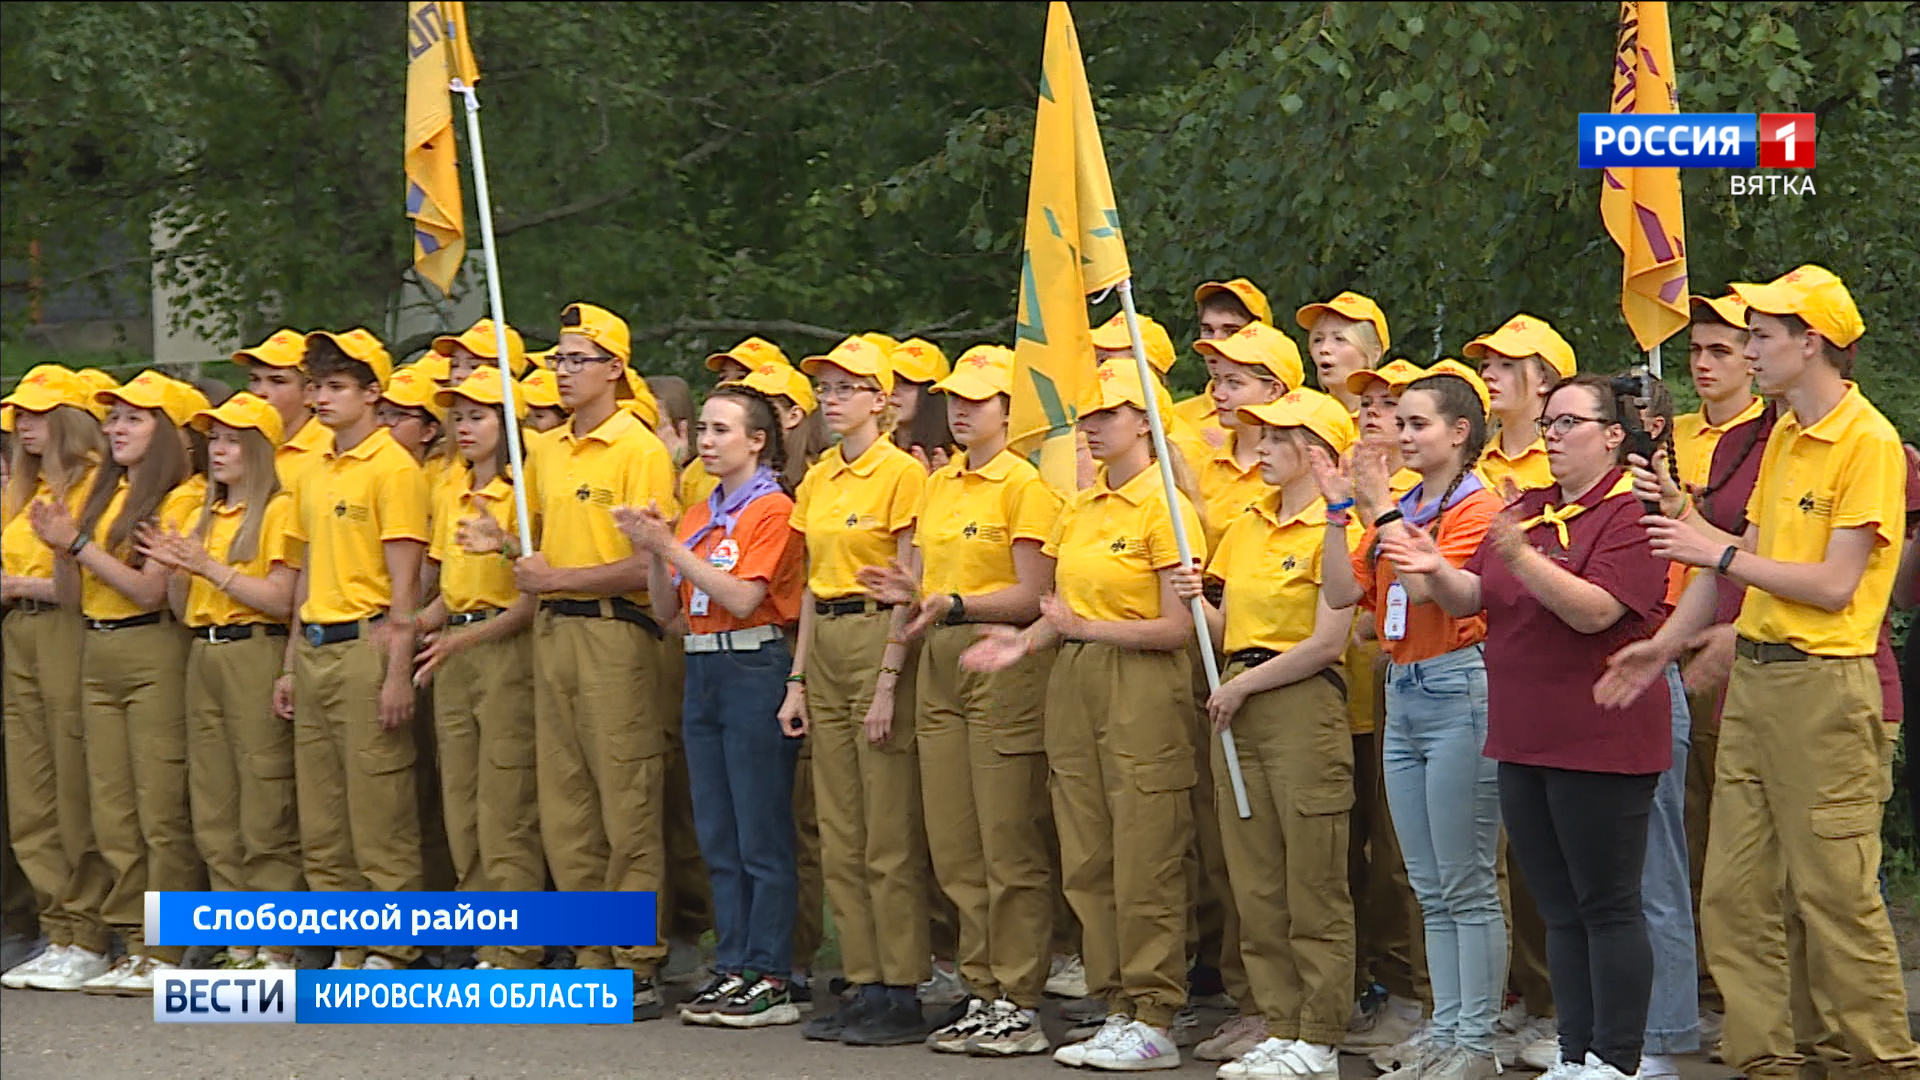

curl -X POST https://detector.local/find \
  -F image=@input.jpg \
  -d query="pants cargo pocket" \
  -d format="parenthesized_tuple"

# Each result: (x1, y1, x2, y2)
(992, 717, 1045, 757)
(357, 727, 417, 776)
(251, 740, 296, 782)
(487, 721, 537, 771)
(1129, 756, 1196, 795)
(1294, 787, 1355, 817)
(1810, 799, 1878, 840)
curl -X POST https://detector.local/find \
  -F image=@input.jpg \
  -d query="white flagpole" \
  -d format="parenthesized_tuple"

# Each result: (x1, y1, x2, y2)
(1116, 278, 1251, 819)
(1648, 342, 1661, 379)
(451, 78, 534, 558)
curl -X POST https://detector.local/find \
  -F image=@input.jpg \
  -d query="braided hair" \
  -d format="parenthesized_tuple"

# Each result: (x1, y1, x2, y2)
(1695, 400, 1777, 534)
(1368, 372, 1488, 564)
(704, 383, 791, 494)
(1638, 374, 1686, 495)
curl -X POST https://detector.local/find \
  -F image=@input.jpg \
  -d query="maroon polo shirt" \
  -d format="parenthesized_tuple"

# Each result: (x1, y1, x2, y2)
(1472, 468, 1672, 774)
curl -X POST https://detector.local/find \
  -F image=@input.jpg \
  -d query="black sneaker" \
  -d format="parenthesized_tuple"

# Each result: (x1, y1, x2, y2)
(632, 975, 663, 1022)
(679, 972, 745, 1025)
(841, 999, 929, 1047)
(789, 972, 813, 1003)
(713, 976, 801, 1028)
(802, 989, 872, 1042)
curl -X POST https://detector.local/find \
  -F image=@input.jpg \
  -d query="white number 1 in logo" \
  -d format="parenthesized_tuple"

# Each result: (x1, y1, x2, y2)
(1776, 121, 1797, 162)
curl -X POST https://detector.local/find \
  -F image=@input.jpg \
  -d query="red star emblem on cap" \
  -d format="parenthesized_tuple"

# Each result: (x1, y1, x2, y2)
(964, 354, 991, 369)
(1097, 365, 1117, 382)
(1510, 318, 1528, 330)
(1784, 270, 1804, 282)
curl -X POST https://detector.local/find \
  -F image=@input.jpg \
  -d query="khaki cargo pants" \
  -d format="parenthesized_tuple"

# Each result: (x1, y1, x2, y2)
(186, 633, 303, 905)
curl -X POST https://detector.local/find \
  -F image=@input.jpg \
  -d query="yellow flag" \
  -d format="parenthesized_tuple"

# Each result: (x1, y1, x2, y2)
(1601, 1, 1688, 351)
(1009, 1, 1132, 491)
(405, 1, 473, 295)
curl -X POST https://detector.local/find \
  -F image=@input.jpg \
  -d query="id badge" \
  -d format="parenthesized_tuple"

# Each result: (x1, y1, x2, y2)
(1382, 582, 1409, 641)
(688, 589, 710, 617)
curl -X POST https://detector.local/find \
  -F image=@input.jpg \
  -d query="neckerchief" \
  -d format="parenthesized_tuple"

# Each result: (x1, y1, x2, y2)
(683, 466, 782, 550)
(1519, 473, 1634, 549)
(1398, 471, 1486, 529)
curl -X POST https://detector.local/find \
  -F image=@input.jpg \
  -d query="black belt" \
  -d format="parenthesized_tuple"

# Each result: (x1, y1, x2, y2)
(1227, 648, 1348, 698)
(84, 611, 164, 632)
(8, 599, 59, 614)
(194, 623, 289, 644)
(1735, 636, 1813, 664)
(540, 597, 663, 640)
(813, 597, 892, 617)
(446, 608, 502, 628)
(303, 617, 380, 647)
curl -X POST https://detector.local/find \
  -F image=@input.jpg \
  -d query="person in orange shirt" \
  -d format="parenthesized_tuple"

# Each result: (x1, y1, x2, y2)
(621, 383, 807, 1029)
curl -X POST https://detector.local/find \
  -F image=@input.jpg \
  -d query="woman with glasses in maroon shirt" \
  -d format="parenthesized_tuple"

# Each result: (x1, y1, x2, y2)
(1381, 374, 1671, 1080)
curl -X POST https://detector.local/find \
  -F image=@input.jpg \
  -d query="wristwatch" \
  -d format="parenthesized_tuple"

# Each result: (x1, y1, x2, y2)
(944, 593, 968, 625)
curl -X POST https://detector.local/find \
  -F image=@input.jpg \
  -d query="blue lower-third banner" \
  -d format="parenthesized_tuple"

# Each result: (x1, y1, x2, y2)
(146, 891, 656, 947)
(155, 970, 633, 1024)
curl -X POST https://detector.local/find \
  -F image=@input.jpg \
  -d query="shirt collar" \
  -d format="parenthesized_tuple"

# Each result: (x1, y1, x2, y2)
(1789, 383, 1868, 445)
(561, 407, 639, 448)
(1485, 427, 1547, 462)
(464, 474, 514, 504)
(1093, 463, 1166, 507)
(1695, 396, 1765, 436)
(327, 426, 397, 462)
(1250, 492, 1326, 529)
(823, 436, 893, 479)
(282, 417, 329, 454)
(955, 448, 1018, 480)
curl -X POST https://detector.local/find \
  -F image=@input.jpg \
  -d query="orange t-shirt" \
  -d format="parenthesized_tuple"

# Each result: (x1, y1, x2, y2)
(1352, 487, 1501, 664)
(674, 489, 805, 634)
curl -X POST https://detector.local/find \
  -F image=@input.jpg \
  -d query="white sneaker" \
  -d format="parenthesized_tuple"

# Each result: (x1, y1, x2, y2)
(1521, 1034, 1562, 1070)
(1082, 1019, 1181, 1071)
(109, 956, 173, 996)
(1217, 1037, 1292, 1079)
(1247, 1041, 1337, 1080)
(1370, 1021, 1434, 1072)
(1056, 1014, 1131, 1067)
(1495, 1016, 1558, 1066)
(362, 954, 400, 971)
(1585, 1052, 1640, 1080)
(3, 944, 68, 989)
(327, 953, 359, 970)
(81, 953, 141, 994)
(1046, 953, 1089, 998)
(917, 960, 966, 1006)
(1638, 1054, 1679, 1080)
(1539, 1058, 1594, 1080)
(29, 946, 112, 991)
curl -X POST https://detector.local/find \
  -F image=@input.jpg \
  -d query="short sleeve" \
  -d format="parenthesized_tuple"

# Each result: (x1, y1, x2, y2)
(1579, 499, 1670, 620)
(731, 496, 799, 584)
(789, 463, 817, 533)
(1204, 517, 1246, 581)
(1147, 492, 1205, 571)
(260, 495, 296, 570)
(887, 458, 926, 533)
(428, 486, 456, 564)
(1439, 491, 1500, 567)
(1831, 431, 1904, 549)
(1043, 500, 1070, 559)
(377, 457, 431, 543)
(1351, 528, 1379, 612)
(1008, 472, 1063, 543)
(620, 435, 678, 520)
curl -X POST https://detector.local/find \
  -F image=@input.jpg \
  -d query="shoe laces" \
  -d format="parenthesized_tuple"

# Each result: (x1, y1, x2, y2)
(1084, 1013, 1130, 1049)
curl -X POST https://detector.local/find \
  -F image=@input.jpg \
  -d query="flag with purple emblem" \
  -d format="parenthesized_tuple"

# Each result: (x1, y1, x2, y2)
(1601, 1, 1688, 351)
(404, 2, 474, 295)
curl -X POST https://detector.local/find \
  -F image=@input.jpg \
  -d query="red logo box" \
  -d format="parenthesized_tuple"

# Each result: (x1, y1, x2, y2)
(1758, 113, 1816, 168)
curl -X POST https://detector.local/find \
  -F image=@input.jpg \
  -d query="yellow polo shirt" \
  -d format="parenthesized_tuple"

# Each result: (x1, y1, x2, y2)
(186, 492, 297, 628)
(680, 456, 719, 507)
(1166, 412, 1213, 477)
(1208, 494, 1359, 654)
(1736, 384, 1904, 657)
(288, 427, 430, 624)
(431, 473, 524, 613)
(1196, 440, 1269, 549)
(914, 448, 1060, 598)
(791, 437, 925, 600)
(1672, 397, 1766, 490)
(528, 408, 678, 604)
(80, 479, 204, 621)
(1046, 464, 1206, 623)
(1174, 394, 1231, 451)
(164, 474, 208, 532)
(1390, 468, 1421, 499)
(1479, 428, 1553, 494)
(276, 416, 330, 498)
(2, 470, 95, 581)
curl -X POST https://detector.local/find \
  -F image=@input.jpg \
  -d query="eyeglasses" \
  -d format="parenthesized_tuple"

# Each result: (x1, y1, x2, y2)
(816, 382, 878, 402)
(1536, 414, 1608, 438)
(549, 353, 615, 373)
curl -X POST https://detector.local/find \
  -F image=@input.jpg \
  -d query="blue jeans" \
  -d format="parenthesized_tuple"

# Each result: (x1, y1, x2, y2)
(682, 639, 802, 978)
(1385, 644, 1505, 1054)
(1643, 664, 1701, 1054)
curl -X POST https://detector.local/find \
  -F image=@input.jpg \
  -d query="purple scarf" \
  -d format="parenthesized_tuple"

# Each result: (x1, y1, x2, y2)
(683, 465, 783, 550)
(1397, 470, 1486, 529)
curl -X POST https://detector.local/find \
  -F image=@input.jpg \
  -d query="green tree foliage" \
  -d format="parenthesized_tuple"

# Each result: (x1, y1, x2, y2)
(3, 1, 1915, 424)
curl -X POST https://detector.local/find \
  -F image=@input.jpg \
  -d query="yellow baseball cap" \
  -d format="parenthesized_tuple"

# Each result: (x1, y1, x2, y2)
(1193, 322, 1306, 390)
(1688, 293, 1750, 330)
(1089, 312, 1177, 375)
(1235, 388, 1358, 456)
(1088, 358, 1173, 427)
(519, 368, 562, 410)
(1414, 358, 1493, 414)
(526, 347, 554, 370)
(411, 352, 452, 385)
(98, 370, 197, 428)
(620, 368, 660, 427)
(890, 338, 951, 385)
(859, 332, 900, 359)
(739, 362, 817, 414)
(432, 318, 528, 376)
(1193, 278, 1274, 325)
(232, 328, 307, 368)
(558, 302, 631, 363)
(74, 369, 119, 420)
(436, 366, 528, 420)
(1297, 292, 1392, 354)
(1346, 358, 1427, 397)
(704, 336, 791, 374)
(801, 336, 894, 393)
(306, 329, 396, 389)
(932, 345, 1015, 401)
(1463, 314, 1576, 378)
(3, 365, 92, 415)
(168, 379, 213, 426)
(193, 391, 286, 446)
(0, 406, 12, 433)
(1729, 265, 1864, 348)
(381, 365, 445, 421)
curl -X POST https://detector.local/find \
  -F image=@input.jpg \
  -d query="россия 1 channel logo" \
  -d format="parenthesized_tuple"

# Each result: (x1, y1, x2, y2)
(1579, 112, 1816, 196)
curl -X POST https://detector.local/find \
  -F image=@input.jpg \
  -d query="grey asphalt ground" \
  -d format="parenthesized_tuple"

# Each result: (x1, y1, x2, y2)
(0, 987, 1744, 1080)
